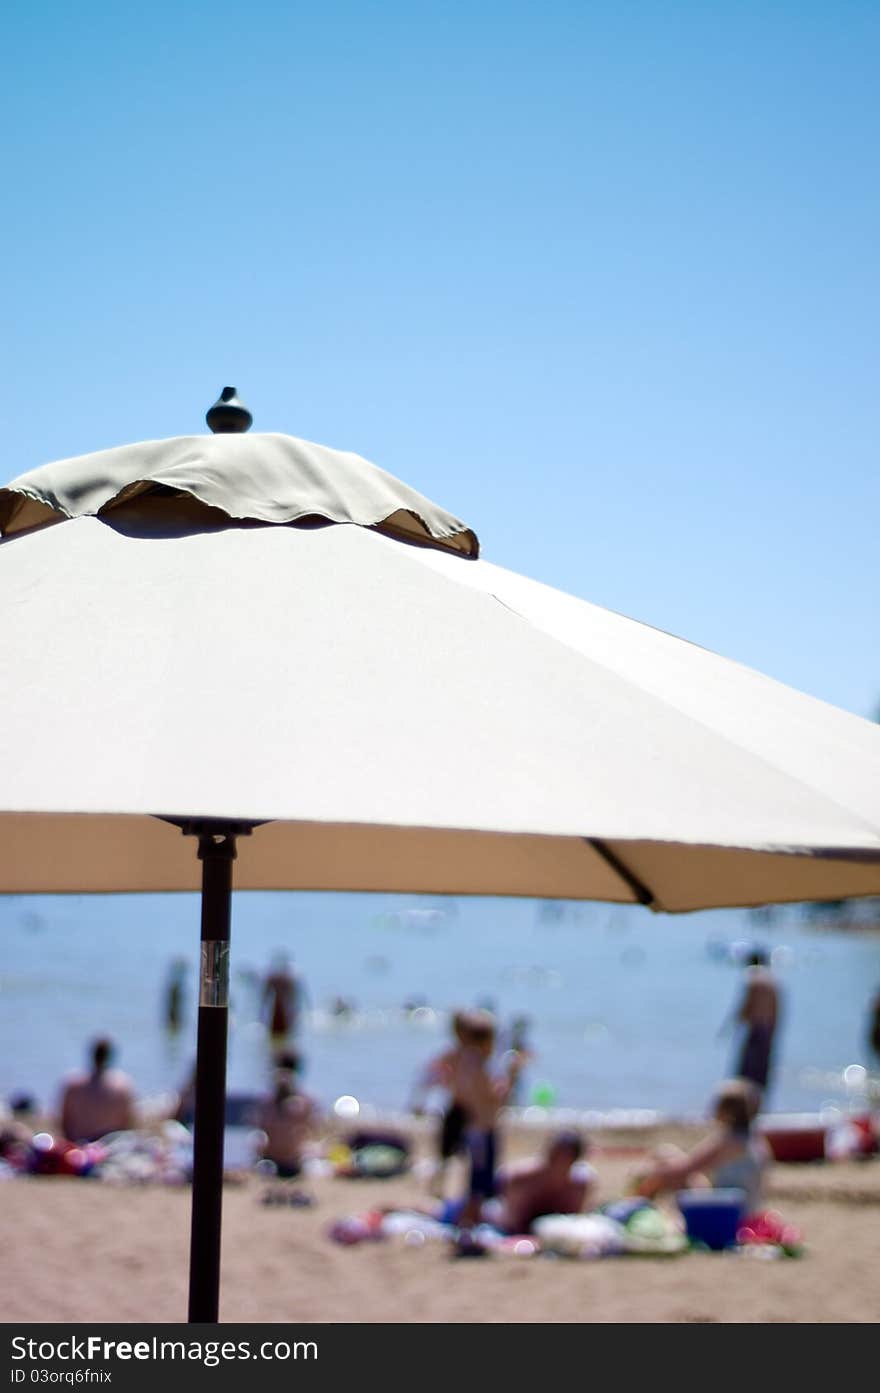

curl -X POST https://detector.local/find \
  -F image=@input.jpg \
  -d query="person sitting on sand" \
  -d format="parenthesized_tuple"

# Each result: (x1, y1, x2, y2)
(0, 1104, 32, 1169)
(633, 1079, 770, 1215)
(409, 1010, 471, 1196)
(255, 1054, 315, 1179)
(172, 1062, 197, 1126)
(497, 1131, 596, 1233)
(58, 1037, 136, 1142)
(449, 1010, 524, 1228)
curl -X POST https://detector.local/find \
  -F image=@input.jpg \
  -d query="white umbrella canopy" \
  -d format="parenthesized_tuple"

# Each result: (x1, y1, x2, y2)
(2, 389, 879, 1323)
(1, 425, 879, 911)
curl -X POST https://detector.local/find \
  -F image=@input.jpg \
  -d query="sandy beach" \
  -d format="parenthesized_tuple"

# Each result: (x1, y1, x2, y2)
(3, 1120, 878, 1324)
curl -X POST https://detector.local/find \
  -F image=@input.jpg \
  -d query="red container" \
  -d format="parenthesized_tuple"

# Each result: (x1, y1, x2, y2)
(759, 1115, 826, 1163)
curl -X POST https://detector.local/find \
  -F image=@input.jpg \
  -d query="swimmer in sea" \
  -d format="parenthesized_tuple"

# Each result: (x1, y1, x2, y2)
(720, 948, 781, 1097)
(262, 953, 308, 1039)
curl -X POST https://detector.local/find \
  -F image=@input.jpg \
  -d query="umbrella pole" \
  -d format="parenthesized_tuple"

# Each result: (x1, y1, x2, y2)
(187, 826, 238, 1324)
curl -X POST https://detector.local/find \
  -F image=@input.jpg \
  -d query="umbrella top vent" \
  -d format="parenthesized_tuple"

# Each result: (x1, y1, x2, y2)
(206, 387, 253, 435)
(0, 400, 478, 557)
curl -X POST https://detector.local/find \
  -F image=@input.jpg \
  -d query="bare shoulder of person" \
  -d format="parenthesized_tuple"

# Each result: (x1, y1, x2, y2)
(504, 1158, 533, 1180)
(687, 1128, 727, 1171)
(571, 1160, 596, 1184)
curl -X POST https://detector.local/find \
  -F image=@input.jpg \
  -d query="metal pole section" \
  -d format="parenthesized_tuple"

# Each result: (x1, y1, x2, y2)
(187, 829, 237, 1324)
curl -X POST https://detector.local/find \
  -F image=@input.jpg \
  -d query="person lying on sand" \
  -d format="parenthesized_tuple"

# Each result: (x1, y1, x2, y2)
(422, 1130, 594, 1234)
(58, 1037, 136, 1143)
(633, 1079, 770, 1214)
(496, 1131, 595, 1233)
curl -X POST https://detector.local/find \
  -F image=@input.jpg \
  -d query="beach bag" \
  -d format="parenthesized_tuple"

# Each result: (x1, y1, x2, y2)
(533, 1213, 627, 1258)
(342, 1129, 410, 1178)
(620, 1203, 688, 1255)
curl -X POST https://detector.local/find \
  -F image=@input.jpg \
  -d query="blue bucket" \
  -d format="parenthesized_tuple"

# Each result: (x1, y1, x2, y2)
(676, 1189, 746, 1250)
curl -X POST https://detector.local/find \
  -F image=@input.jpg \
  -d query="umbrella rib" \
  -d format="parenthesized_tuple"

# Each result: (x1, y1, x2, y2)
(586, 838, 657, 909)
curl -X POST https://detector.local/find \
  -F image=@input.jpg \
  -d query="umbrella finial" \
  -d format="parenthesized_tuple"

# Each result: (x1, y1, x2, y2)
(206, 387, 253, 434)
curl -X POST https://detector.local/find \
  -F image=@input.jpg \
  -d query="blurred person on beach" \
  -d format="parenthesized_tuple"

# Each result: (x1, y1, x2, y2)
(505, 1015, 532, 1056)
(173, 1064, 196, 1126)
(255, 1051, 316, 1178)
(633, 1079, 770, 1214)
(501, 1015, 534, 1104)
(435, 1130, 594, 1233)
(262, 953, 307, 1039)
(868, 986, 880, 1068)
(409, 1010, 471, 1196)
(58, 1037, 136, 1142)
(274, 1046, 302, 1082)
(329, 995, 355, 1020)
(0, 1099, 33, 1169)
(163, 957, 187, 1032)
(497, 1130, 595, 1233)
(720, 947, 781, 1096)
(450, 1009, 524, 1229)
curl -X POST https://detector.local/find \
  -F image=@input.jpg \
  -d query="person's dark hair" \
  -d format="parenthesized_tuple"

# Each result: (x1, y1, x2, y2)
(714, 1079, 759, 1133)
(462, 1008, 496, 1047)
(747, 947, 769, 967)
(91, 1037, 114, 1071)
(549, 1129, 584, 1162)
(450, 1010, 475, 1045)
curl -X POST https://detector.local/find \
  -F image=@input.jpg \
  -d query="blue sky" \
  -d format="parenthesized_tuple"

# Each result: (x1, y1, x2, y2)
(3, 1, 878, 717)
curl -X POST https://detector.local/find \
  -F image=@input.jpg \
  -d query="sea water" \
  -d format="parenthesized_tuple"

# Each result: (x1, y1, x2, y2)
(1, 892, 877, 1121)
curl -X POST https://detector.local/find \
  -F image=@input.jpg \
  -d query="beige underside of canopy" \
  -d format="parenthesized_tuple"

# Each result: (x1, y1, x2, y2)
(1, 814, 879, 911)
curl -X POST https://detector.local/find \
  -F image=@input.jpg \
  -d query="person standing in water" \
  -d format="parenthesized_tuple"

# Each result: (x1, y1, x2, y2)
(868, 986, 880, 1068)
(262, 954, 307, 1039)
(163, 958, 188, 1032)
(722, 948, 781, 1096)
(502, 1015, 534, 1105)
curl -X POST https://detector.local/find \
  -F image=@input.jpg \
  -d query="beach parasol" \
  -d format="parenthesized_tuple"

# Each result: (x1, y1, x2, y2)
(2, 388, 879, 1320)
